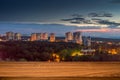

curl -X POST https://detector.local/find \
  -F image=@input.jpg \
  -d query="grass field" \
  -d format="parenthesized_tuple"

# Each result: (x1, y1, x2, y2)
(0, 62, 120, 79)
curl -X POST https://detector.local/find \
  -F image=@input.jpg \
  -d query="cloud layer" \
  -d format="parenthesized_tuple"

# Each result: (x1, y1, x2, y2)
(61, 12, 120, 28)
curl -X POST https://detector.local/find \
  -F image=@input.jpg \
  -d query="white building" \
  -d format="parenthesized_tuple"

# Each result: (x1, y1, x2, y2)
(65, 32, 73, 42)
(73, 32, 82, 44)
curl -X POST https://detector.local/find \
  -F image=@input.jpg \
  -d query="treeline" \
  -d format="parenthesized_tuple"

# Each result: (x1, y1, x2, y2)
(0, 41, 81, 61)
(0, 41, 120, 61)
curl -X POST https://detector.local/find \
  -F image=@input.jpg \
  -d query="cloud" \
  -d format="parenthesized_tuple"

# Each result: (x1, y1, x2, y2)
(61, 16, 86, 24)
(96, 20, 120, 26)
(75, 28, 120, 33)
(88, 12, 113, 17)
(62, 12, 114, 25)
(61, 18, 74, 21)
(75, 29, 109, 32)
(61, 12, 120, 28)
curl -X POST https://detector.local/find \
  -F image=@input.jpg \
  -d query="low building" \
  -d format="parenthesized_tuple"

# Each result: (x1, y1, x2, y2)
(81, 49, 96, 55)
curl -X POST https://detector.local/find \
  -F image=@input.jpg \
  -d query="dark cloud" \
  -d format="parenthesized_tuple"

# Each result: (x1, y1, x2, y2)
(62, 13, 120, 27)
(83, 20, 92, 24)
(88, 12, 113, 17)
(61, 17, 85, 21)
(97, 20, 120, 26)
(61, 19, 74, 21)
(61, 14, 85, 24)
(92, 18, 103, 21)
(91, 18, 120, 27)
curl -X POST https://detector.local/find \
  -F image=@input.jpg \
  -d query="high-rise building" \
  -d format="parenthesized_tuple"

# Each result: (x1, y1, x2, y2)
(6, 32, 15, 40)
(31, 33, 37, 41)
(83, 36, 91, 47)
(36, 33, 42, 41)
(50, 33, 55, 42)
(14, 33, 21, 40)
(73, 32, 82, 44)
(31, 32, 48, 41)
(65, 32, 73, 42)
(42, 32, 48, 41)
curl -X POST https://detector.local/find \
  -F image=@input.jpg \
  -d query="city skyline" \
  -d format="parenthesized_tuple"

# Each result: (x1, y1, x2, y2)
(0, 0, 120, 38)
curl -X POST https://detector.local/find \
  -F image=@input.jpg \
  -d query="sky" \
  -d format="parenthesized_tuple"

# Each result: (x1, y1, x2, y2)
(0, 0, 120, 38)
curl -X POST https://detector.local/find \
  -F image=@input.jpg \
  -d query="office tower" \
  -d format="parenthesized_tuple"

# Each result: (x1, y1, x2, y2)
(36, 33, 42, 41)
(42, 32, 48, 41)
(6, 31, 15, 40)
(31, 33, 37, 41)
(31, 32, 48, 41)
(14, 33, 21, 40)
(50, 33, 55, 42)
(83, 36, 91, 47)
(73, 32, 82, 44)
(65, 32, 73, 42)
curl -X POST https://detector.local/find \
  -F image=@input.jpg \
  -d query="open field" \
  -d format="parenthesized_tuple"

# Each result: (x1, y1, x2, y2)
(0, 62, 120, 78)
(0, 77, 120, 80)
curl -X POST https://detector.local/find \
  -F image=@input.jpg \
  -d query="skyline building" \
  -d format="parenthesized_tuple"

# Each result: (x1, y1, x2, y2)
(6, 31, 15, 40)
(50, 33, 56, 42)
(73, 32, 82, 44)
(31, 32, 48, 41)
(42, 32, 48, 41)
(65, 32, 73, 42)
(14, 33, 22, 40)
(31, 33, 37, 41)
(83, 36, 91, 47)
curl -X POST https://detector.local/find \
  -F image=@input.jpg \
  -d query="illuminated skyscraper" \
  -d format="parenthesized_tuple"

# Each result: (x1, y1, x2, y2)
(6, 31, 14, 40)
(83, 36, 91, 47)
(36, 33, 42, 41)
(31, 33, 37, 41)
(15, 33, 21, 40)
(31, 32, 48, 41)
(65, 32, 73, 42)
(73, 32, 82, 44)
(50, 33, 55, 42)
(42, 32, 48, 41)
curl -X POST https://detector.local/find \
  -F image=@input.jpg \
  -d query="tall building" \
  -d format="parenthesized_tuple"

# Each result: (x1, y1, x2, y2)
(36, 33, 42, 41)
(73, 32, 82, 44)
(50, 33, 55, 42)
(42, 32, 48, 41)
(31, 33, 37, 41)
(14, 33, 21, 40)
(83, 36, 91, 47)
(30, 32, 48, 41)
(65, 32, 73, 42)
(6, 32, 15, 40)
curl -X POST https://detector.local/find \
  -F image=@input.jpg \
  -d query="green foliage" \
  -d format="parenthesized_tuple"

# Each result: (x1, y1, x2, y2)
(0, 41, 81, 61)
(0, 41, 120, 61)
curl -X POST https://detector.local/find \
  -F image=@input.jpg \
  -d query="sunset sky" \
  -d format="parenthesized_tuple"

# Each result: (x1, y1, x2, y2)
(0, 0, 120, 38)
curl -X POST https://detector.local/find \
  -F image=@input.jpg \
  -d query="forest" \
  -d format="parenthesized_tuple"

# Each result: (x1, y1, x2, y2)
(0, 41, 120, 61)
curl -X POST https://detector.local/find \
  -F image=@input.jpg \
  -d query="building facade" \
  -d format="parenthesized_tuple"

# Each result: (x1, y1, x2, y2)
(83, 36, 91, 47)
(6, 32, 15, 40)
(65, 32, 73, 42)
(31, 32, 48, 41)
(73, 32, 82, 44)
(50, 33, 55, 42)
(14, 33, 21, 40)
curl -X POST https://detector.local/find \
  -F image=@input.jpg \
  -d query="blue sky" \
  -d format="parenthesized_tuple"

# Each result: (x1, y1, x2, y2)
(0, 0, 120, 38)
